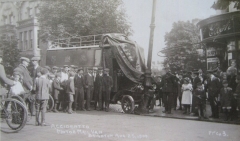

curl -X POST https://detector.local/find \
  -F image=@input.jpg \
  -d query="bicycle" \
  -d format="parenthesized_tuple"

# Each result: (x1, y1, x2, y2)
(16, 93, 54, 112)
(1, 94, 28, 132)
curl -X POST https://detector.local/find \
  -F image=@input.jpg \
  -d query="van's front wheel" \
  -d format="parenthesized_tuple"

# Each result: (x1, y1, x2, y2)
(121, 95, 135, 114)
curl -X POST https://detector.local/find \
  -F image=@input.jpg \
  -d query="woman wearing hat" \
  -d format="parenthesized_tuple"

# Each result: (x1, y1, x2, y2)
(181, 77, 193, 114)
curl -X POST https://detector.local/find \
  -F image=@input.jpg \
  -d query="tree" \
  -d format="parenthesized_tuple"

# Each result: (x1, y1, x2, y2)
(211, 0, 240, 10)
(162, 20, 206, 72)
(0, 37, 20, 75)
(38, 0, 132, 42)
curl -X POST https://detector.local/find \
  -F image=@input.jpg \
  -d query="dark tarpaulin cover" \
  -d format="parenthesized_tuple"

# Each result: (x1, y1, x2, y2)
(101, 33, 146, 83)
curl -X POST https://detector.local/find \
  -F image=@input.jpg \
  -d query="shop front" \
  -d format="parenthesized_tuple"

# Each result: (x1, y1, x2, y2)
(198, 11, 240, 71)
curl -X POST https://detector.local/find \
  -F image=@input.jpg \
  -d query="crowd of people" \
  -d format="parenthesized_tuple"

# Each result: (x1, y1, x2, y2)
(0, 54, 113, 126)
(153, 65, 240, 121)
(1, 51, 240, 126)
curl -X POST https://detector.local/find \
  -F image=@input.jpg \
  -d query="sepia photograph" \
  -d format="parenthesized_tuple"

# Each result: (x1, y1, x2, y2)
(0, 0, 240, 141)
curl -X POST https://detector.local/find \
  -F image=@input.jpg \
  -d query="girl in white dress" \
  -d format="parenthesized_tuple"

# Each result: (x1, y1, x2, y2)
(9, 72, 25, 95)
(181, 77, 193, 114)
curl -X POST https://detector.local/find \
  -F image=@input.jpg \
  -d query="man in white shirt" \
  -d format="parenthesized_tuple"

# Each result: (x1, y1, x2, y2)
(60, 65, 69, 112)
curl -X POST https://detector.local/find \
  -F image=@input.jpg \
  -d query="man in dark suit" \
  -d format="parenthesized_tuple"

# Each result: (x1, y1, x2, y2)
(92, 67, 98, 108)
(206, 69, 221, 118)
(74, 67, 85, 111)
(14, 57, 33, 91)
(14, 57, 34, 115)
(84, 67, 94, 111)
(31, 56, 42, 115)
(160, 67, 177, 114)
(192, 71, 202, 115)
(102, 68, 113, 112)
(94, 67, 104, 110)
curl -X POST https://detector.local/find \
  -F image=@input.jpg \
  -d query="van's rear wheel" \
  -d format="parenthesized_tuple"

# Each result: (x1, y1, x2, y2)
(121, 95, 135, 114)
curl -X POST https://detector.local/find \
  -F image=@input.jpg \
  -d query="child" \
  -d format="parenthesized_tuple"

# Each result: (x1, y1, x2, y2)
(220, 80, 233, 121)
(9, 72, 25, 96)
(66, 71, 75, 114)
(52, 73, 63, 113)
(181, 77, 193, 114)
(35, 68, 51, 126)
(194, 82, 207, 119)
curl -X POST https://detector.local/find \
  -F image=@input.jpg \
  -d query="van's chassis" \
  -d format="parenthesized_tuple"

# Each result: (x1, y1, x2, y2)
(111, 84, 145, 114)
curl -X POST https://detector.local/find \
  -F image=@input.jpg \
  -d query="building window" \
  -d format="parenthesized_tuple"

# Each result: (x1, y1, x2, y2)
(9, 14, 14, 25)
(35, 6, 39, 15)
(37, 30, 40, 48)
(28, 8, 32, 18)
(3, 15, 7, 24)
(24, 31, 28, 50)
(29, 30, 33, 48)
(19, 32, 23, 50)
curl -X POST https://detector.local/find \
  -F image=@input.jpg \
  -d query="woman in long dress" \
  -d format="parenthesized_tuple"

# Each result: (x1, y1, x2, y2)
(181, 77, 193, 114)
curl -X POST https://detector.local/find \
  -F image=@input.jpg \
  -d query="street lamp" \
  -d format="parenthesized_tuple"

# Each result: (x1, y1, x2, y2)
(145, 0, 157, 87)
(141, 0, 157, 113)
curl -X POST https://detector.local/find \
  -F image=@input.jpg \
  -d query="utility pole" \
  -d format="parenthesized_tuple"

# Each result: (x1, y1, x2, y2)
(141, 0, 157, 113)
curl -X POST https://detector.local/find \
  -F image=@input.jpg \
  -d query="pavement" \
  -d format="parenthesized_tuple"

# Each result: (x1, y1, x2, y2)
(108, 101, 240, 125)
(1, 106, 240, 141)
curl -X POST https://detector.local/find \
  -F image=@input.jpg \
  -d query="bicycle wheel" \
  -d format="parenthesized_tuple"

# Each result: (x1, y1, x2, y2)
(11, 95, 27, 108)
(47, 94, 54, 112)
(3, 98, 27, 131)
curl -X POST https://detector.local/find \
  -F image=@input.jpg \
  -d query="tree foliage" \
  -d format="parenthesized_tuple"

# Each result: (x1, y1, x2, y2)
(211, 0, 240, 10)
(38, 0, 132, 41)
(162, 20, 206, 72)
(0, 38, 20, 75)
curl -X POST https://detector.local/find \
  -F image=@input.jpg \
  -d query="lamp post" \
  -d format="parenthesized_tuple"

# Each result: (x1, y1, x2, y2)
(145, 0, 157, 86)
(141, 0, 157, 113)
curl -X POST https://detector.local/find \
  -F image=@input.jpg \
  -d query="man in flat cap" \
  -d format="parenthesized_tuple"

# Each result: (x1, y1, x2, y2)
(160, 67, 177, 114)
(14, 57, 34, 115)
(84, 67, 94, 111)
(206, 69, 221, 118)
(94, 67, 104, 110)
(31, 57, 42, 80)
(74, 67, 85, 111)
(30, 56, 42, 115)
(69, 65, 75, 73)
(52, 66, 58, 75)
(102, 68, 113, 112)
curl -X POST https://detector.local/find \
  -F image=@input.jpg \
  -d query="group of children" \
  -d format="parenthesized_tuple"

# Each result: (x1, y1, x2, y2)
(179, 71, 240, 121)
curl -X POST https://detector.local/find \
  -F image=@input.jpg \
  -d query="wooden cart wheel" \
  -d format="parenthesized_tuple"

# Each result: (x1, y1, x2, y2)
(121, 95, 135, 114)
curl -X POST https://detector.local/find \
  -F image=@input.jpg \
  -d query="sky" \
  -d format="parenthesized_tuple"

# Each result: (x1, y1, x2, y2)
(122, 0, 216, 65)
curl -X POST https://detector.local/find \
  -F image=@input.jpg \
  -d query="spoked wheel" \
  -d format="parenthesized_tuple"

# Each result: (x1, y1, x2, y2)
(47, 94, 54, 112)
(11, 95, 27, 108)
(121, 95, 135, 114)
(2, 98, 27, 132)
